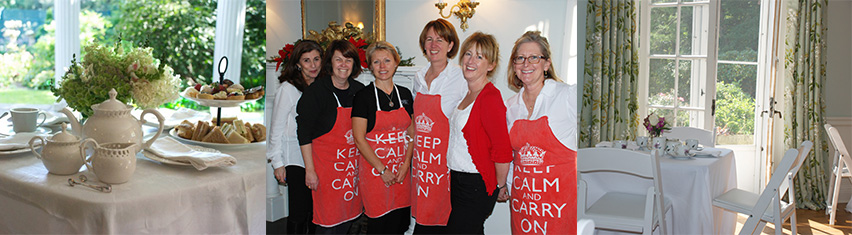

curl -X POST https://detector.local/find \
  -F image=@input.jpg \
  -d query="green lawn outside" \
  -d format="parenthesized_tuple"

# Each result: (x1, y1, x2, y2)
(0, 88, 57, 104)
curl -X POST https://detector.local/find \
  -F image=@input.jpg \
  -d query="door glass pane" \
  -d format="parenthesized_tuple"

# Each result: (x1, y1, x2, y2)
(718, 0, 760, 61)
(648, 108, 675, 123)
(677, 59, 691, 107)
(676, 110, 704, 128)
(679, 6, 693, 55)
(649, 59, 675, 106)
(716, 62, 757, 145)
(650, 7, 676, 55)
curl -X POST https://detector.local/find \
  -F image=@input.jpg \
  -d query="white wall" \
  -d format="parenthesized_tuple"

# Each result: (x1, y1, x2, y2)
(825, 0, 852, 119)
(825, 0, 852, 204)
(387, 0, 576, 99)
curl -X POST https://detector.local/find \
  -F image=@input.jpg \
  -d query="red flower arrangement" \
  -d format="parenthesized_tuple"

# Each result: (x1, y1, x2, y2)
(348, 37, 370, 69)
(272, 43, 297, 72)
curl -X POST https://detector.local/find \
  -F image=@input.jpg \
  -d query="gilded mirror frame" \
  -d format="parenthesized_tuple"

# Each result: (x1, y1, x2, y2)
(301, 0, 385, 41)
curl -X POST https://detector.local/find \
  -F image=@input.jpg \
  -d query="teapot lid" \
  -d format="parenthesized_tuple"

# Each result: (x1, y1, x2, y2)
(96, 88, 129, 110)
(51, 123, 78, 142)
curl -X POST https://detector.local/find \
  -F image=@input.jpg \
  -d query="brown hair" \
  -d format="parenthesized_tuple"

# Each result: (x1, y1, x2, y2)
(278, 40, 322, 91)
(507, 31, 561, 89)
(418, 18, 460, 59)
(320, 40, 362, 81)
(458, 31, 500, 78)
(366, 41, 401, 66)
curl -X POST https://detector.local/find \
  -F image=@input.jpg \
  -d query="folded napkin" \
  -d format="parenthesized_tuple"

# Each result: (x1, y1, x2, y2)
(145, 137, 236, 170)
(692, 149, 722, 157)
(0, 132, 45, 151)
(595, 141, 612, 148)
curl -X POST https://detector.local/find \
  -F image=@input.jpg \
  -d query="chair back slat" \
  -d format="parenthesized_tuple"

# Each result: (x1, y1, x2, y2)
(577, 148, 655, 178)
(663, 126, 715, 147)
(826, 124, 850, 158)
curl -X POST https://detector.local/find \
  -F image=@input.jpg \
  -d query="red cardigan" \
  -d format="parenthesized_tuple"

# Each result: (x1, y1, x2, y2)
(461, 82, 514, 195)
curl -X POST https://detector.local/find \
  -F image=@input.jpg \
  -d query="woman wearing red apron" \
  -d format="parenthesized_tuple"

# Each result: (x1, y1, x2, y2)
(445, 32, 513, 234)
(411, 19, 466, 234)
(352, 41, 415, 234)
(296, 40, 366, 234)
(505, 31, 578, 235)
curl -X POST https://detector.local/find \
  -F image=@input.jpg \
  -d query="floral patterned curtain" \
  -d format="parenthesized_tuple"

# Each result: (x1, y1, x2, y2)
(784, 0, 829, 210)
(580, 0, 640, 148)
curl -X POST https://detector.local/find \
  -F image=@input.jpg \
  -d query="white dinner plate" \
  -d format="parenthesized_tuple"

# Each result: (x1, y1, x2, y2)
(0, 147, 36, 156)
(181, 94, 261, 108)
(168, 128, 264, 149)
(667, 154, 695, 160)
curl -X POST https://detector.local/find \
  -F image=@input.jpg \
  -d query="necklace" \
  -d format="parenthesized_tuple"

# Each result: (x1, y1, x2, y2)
(381, 88, 394, 107)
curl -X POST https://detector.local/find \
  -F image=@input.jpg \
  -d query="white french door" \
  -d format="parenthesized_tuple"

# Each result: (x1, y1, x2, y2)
(639, 0, 782, 193)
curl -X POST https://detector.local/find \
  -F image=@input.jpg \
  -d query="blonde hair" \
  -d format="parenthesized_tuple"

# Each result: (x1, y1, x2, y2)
(458, 31, 500, 78)
(507, 31, 561, 89)
(365, 41, 401, 65)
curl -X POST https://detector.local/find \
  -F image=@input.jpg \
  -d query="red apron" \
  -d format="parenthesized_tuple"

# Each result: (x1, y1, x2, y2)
(360, 85, 412, 218)
(310, 95, 362, 227)
(411, 93, 451, 225)
(509, 116, 576, 235)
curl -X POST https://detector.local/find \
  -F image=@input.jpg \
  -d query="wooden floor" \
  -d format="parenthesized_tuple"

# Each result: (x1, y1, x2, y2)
(735, 203, 852, 234)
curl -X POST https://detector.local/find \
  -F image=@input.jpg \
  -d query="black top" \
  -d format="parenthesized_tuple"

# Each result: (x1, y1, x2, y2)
(352, 83, 414, 133)
(296, 75, 365, 145)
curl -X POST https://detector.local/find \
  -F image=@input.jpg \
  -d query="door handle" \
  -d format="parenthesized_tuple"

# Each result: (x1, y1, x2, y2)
(760, 97, 782, 119)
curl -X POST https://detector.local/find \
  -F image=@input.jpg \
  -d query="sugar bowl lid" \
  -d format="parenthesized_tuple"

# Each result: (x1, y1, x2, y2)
(51, 123, 78, 142)
(95, 88, 129, 110)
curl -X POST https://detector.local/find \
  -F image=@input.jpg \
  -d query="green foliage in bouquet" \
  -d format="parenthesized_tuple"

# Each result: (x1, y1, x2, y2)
(51, 40, 180, 118)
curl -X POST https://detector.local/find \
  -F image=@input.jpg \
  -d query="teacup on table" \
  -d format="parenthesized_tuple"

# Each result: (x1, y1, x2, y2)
(613, 140, 628, 149)
(685, 139, 700, 150)
(2, 107, 47, 133)
(636, 136, 649, 149)
(652, 137, 667, 150)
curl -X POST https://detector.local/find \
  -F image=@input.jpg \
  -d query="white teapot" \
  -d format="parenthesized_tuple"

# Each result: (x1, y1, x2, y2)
(28, 123, 83, 175)
(61, 88, 165, 154)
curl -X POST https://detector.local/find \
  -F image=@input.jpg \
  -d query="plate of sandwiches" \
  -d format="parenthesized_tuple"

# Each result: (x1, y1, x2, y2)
(169, 119, 266, 148)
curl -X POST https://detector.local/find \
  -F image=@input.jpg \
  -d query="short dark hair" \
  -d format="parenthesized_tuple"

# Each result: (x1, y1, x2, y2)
(321, 40, 362, 80)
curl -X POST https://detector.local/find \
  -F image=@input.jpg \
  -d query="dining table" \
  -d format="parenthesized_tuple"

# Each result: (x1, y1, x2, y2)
(580, 147, 737, 234)
(0, 121, 266, 233)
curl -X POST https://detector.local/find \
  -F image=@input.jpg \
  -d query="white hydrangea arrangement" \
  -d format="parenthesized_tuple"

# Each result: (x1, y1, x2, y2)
(52, 41, 180, 117)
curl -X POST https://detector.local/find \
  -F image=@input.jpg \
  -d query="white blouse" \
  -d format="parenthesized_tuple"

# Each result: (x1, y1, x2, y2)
(447, 100, 479, 173)
(413, 60, 468, 117)
(505, 79, 578, 150)
(266, 81, 303, 169)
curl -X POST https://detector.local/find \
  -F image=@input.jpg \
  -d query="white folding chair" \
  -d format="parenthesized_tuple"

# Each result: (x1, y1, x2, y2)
(824, 124, 852, 225)
(577, 148, 670, 235)
(663, 127, 715, 147)
(712, 141, 813, 235)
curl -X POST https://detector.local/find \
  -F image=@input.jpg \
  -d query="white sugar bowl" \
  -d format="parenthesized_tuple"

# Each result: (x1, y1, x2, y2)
(28, 123, 84, 175)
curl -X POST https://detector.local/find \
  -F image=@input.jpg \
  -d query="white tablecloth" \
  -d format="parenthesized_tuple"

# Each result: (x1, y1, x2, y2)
(580, 148, 737, 234)
(0, 130, 266, 233)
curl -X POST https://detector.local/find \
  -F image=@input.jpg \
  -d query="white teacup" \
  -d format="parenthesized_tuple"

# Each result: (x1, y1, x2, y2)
(652, 137, 667, 150)
(613, 140, 628, 149)
(636, 136, 649, 149)
(2, 107, 47, 133)
(665, 141, 682, 156)
(685, 139, 700, 150)
(675, 145, 692, 157)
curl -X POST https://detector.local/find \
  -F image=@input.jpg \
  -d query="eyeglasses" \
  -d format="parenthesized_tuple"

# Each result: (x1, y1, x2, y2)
(512, 55, 547, 64)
